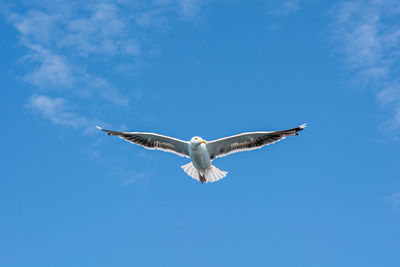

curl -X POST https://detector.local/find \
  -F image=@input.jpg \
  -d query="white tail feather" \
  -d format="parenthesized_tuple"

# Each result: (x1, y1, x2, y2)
(181, 162, 200, 180)
(206, 165, 227, 183)
(181, 162, 227, 183)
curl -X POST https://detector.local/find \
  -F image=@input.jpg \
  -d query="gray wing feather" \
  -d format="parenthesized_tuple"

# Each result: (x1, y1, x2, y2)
(206, 124, 306, 160)
(97, 126, 190, 158)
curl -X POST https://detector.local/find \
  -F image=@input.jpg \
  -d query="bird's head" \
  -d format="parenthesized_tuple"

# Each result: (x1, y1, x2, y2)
(190, 136, 206, 146)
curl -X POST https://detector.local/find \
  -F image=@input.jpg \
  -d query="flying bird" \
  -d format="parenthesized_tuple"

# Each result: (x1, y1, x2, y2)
(97, 124, 306, 183)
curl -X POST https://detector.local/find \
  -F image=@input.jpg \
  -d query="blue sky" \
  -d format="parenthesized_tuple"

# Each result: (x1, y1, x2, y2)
(1, 0, 400, 266)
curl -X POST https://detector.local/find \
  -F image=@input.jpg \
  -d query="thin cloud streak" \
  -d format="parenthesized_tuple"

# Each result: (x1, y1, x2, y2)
(21, 43, 129, 106)
(28, 94, 102, 134)
(332, 0, 400, 134)
(115, 169, 150, 188)
(177, 0, 209, 19)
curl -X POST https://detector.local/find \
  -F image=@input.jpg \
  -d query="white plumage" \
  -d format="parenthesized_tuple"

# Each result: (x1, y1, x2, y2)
(97, 123, 306, 183)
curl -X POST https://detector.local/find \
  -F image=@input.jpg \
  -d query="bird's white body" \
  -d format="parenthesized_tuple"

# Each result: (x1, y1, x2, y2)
(189, 139, 211, 170)
(184, 136, 226, 183)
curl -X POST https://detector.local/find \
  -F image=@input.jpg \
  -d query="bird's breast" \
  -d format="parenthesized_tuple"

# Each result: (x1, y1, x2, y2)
(189, 144, 211, 170)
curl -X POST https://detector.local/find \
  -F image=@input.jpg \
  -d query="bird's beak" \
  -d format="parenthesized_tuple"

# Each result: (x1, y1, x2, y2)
(201, 139, 207, 144)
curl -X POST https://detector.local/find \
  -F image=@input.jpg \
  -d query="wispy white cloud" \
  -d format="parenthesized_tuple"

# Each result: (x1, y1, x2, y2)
(23, 44, 75, 89)
(177, 0, 208, 19)
(2, 0, 212, 129)
(120, 173, 149, 187)
(7, 1, 133, 105)
(28, 94, 102, 133)
(332, 0, 400, 133)
(110, 168, 150, 187)
(59, 2, 141, 57)
(8, 1, 141, 57)
(20, 42, 129, 106)
(266, 0, 301, 31)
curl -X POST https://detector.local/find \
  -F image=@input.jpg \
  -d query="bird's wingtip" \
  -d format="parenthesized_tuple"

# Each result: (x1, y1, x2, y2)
(299, 123, 307, 129)
(96, 125, 103, 130)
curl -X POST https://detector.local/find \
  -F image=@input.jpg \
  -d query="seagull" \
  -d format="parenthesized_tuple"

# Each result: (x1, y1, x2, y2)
(97, 124, 306, 183)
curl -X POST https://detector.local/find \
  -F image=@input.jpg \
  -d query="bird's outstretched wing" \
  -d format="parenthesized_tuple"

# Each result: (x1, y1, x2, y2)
(97, 126, 190, 158)
(206, 124, 306, 160)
